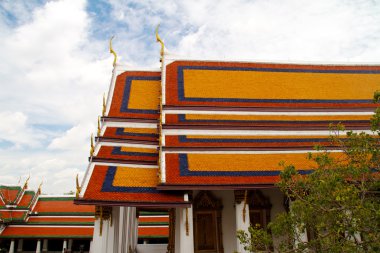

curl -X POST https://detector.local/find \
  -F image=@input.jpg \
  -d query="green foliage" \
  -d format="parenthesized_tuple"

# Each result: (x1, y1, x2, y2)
(237, 93, 380, 253)
(237, 224, 273, 252)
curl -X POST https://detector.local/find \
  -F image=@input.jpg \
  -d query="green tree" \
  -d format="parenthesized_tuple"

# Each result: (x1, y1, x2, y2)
(237, 96, 380, 253)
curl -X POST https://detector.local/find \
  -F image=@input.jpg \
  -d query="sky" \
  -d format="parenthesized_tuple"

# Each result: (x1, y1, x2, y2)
(1, 0, 380, 194)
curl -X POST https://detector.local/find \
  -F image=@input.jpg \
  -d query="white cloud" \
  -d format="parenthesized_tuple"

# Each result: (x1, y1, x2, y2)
(2, 0, 380, 193)
(0, 0, 111, 126)
(107, 0, 380, 63)
(0, 111, 45, 148)
(48, 122, 96, 151)
(0, 0, 111, 193)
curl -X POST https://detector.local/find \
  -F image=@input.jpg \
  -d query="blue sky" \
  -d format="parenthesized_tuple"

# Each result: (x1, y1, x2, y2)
(1, 0, 380, 193)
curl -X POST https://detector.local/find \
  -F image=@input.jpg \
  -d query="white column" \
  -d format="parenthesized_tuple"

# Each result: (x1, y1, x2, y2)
(290, 200, 308, 248)
(105, 207, 116, 253)
(294, 225, 308, 248)
(89, 240, 93, 253)
(91, 219, 103, 253)
(68, 239, 73, 253)
(118, 207, 126, 253)
(36, 239, 41, 253)
(128, 207, 134, 252)
(101, 220, 110, 253)
(42, 239, 48, 252)
(235, 201, 250, 253)
(112, 207, 120, 253)
(62, 239, 67, 253)
(130, 207, 138, 251)
(174, 208, 181, 253)
(179, 206, 194, 253)
(9, 239, 15, 253)
(16, 239, 23, 252)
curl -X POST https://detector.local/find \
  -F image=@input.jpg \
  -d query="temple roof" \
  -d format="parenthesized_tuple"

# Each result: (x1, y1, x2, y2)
(0, 186, 23, 206)
(76, 70, 189, 207)
(77, 58, 379, 204)
(0, 226, 94, 239)
(160, 60, 378, 189)
(0, 184, 95, 239)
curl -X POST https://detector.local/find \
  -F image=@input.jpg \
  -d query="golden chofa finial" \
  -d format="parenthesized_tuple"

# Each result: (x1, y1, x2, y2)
(109, 36, 117, 67)
(76, 174, 81, 198)
(90, 134, 95, 157)
(97, 116, 101, 136)
(102, 93, 106, 117)
(37, 181, 43, 194)
(23, 175, 30, 189)
(155, 24, 165, 57)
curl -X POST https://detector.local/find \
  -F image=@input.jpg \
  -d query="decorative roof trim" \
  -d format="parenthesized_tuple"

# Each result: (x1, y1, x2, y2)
(109, 36, 117, 67)
(163, 55, 380, 66)
(74, 199, 190, 208)
(162, 129, 374, 136)
(163, 108, 375, 115)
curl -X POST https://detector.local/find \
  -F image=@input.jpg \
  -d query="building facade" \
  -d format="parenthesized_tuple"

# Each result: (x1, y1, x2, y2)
(75, 36, 379, 253)
(0, 183, 94, 253)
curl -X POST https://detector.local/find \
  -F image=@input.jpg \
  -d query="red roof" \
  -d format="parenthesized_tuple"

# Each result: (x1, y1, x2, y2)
(0, 210, 27, 221)
(27, 216, 94, 224)
(0, 226, 93, 238)
(138, 227, 168, 238)
(17, 191, 35, 208)
(78, 60, 378, 204)
(0, 186, 22, 204)
(33, 197, 94, 214)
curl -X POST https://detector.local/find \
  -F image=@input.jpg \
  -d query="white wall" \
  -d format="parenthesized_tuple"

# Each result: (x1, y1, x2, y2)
(173, 189, 286, 253)
(212, 190, 237, 253)
(136, 244, 167, 253)
(261, 188, 286, 252)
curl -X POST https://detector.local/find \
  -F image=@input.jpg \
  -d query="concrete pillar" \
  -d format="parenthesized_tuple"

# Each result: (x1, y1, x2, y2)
(9, 239, 15, 253)
(89, 240, 93, 253)
(128, 207, 134, 252)
(290, 200, 308, 248)
(174, 208, 181, 253)
(62, 239, 67, 253)
(118, 207, 126, 253)
(112, 207, 120, 253)
(91, 219, 103, 253)
(129, 207, 138, 251)
(16, 239, 23, 252)
(104, 207, 116, 253)
(235, 201, 250, 253)
(179, 206, 194, 253)
(99, 219, 111, 253)
(68, 239, 73, 252)
(294, 225, 308, 247)
(36, 239, 41, 253)
(42, 239, 48, 252)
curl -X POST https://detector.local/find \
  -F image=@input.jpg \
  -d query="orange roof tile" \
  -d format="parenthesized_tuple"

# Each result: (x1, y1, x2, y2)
(27, 216, 94, 225)
(17, 192, 35, 208)
(0, 186, 22, 204)
(33, 197, 94, 214)
(0, 210, 27, 222)
(0, 226, 93, 238)
(138, 226, 168, 238)
(79, 165, 188, 207)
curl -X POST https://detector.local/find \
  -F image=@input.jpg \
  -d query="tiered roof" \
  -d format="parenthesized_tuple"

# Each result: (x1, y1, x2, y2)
(0, 185, 38, 223)
(76, 70, 189, 207)
(160, 61, 379, 188)
(0, 184, 95, 239)
(76, 47, 379, 204)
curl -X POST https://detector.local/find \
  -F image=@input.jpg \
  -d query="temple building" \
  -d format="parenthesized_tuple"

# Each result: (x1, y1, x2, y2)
(75, 32, 379, 253)
(0, 181, 169, 253)
(0, 182, 94, 253)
